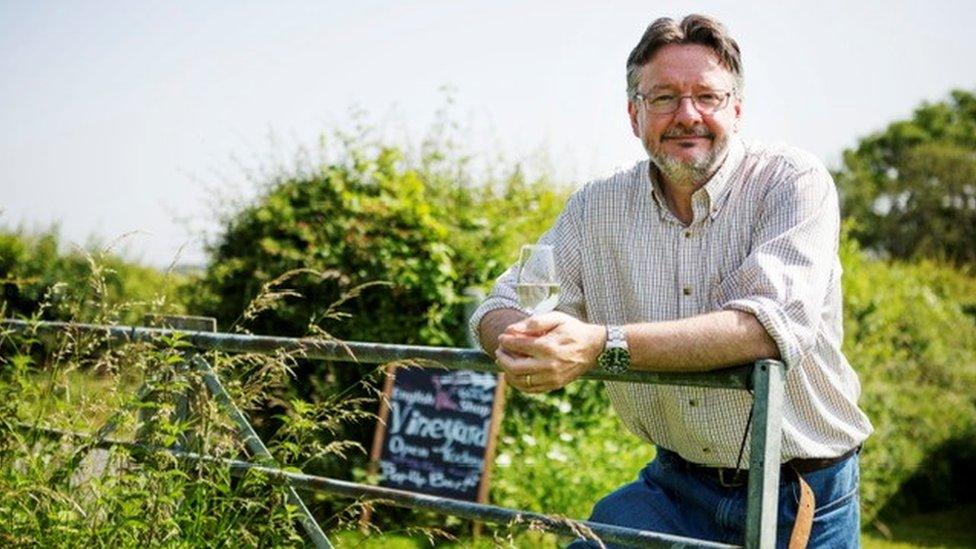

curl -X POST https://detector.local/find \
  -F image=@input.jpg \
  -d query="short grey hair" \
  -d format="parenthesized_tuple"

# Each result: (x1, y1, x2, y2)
(626, 14, 744, 100)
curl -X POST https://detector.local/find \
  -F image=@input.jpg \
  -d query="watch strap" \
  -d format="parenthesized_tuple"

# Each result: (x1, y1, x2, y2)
(605, 325, 628, 350)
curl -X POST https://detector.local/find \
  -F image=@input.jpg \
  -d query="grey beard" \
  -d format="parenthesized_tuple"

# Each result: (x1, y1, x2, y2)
(648, 136, 728, 189)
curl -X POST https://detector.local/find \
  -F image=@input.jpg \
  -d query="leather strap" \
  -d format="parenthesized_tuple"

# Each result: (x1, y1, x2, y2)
(788, 470, 815, 549)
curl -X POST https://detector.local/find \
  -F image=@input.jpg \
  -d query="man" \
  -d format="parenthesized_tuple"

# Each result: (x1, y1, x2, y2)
(468, 14, 872, 548)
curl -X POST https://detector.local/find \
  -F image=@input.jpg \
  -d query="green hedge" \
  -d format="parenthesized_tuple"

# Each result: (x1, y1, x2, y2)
(183, 135, 572, 507)
(840, 232, 976, 523)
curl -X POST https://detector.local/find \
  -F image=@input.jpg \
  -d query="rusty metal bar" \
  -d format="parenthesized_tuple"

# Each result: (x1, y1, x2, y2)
(0, 319, 753, 390)
(189, 354, 332, 548)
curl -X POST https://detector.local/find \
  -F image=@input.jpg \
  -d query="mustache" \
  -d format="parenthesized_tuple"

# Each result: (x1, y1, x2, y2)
(662, 127, 714, 139)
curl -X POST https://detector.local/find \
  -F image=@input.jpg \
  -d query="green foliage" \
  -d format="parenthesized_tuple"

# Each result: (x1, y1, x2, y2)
(839, 229, 976, 524)
(0, 227, 186, 325)
(862, 503, 976, 548)
(192, 128, 569, 347)
(490, 395, 654, 521)
(0, 254, 378, 546)
(186, 123, 572, 499)
(835, 89, 976, 264)
(0, 328, 304, 546)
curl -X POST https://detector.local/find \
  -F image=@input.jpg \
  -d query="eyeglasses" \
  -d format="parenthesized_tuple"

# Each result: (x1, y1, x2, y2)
(634, 90, 735, 115)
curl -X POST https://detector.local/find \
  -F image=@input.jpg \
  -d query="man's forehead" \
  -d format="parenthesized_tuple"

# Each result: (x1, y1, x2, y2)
(639, 44, 736, 90)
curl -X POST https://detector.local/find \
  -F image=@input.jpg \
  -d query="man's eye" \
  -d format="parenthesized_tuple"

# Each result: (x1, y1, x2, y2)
(696, 93, 721, 104)
(649, 95, 676, 106)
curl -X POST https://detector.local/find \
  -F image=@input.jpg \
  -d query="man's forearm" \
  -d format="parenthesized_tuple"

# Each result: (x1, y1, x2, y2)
(478, 308, 529, 355)
(624, 310, 780, 372)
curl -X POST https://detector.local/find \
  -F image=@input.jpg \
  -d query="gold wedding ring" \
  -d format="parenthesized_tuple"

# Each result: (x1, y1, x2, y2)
(525, 374, 533, 388)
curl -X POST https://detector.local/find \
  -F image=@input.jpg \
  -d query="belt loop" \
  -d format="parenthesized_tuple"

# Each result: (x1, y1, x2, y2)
(717, 468, 747, 488)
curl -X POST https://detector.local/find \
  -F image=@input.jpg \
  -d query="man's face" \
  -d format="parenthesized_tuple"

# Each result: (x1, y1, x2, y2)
(628, 43, 743, 188)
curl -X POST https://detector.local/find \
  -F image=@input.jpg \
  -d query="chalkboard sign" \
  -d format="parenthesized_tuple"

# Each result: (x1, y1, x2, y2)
(368, 366, 506, 502)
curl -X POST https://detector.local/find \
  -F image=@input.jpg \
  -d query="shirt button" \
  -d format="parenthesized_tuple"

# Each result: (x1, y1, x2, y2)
(683, 230, 692, 238)
(702, 447, 710, 454)
(689, 399, 698, 407)
(682, 286, 693, 296)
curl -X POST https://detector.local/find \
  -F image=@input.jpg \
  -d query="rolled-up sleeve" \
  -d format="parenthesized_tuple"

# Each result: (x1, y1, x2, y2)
(719, 163, 840, 370)
(467, 189, 587, 351)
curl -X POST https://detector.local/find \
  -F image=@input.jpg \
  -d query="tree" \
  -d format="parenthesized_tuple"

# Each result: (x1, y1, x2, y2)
(835, 89, 976, 264)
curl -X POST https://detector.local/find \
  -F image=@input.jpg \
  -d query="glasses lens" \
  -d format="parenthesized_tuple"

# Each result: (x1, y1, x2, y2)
(693, 92, 727, 114)
(645, 95, 677, 114)
(641, 91, 730, 114)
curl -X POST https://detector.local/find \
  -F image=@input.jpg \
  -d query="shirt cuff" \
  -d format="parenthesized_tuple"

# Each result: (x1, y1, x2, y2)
(467, 297, 527, 352)
(722, 296, 806, 370)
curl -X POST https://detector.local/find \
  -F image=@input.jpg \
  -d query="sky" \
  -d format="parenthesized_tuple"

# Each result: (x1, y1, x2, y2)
(2, 0, 974, 268)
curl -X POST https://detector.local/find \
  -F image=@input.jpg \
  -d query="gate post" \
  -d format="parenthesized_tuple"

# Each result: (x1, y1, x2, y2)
(745, 359, 787, 548)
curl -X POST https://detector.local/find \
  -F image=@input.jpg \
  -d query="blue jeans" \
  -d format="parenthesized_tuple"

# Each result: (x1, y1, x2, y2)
(568, 448, 860, 548)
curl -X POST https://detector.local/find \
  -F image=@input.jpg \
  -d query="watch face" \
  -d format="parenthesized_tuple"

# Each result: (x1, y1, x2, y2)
(599, 347, 631, 374)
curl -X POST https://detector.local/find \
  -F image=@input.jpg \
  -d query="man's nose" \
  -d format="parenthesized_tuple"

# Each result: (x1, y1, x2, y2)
(672, 96, 704, 126)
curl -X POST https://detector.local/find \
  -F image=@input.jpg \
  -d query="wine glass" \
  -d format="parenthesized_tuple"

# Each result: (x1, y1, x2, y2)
(515, 244, 560, 315)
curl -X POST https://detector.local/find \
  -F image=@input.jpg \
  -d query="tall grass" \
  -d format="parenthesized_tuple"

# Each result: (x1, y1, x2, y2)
(0, 253, 391, 546)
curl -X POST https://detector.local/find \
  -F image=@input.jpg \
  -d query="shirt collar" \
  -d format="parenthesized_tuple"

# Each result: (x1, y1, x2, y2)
(646, 136, 746, 224)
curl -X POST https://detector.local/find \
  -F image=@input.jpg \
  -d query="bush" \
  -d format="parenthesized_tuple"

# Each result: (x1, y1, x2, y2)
(490, 392, 654, 521)
(191, 126, 570, 347)
(0, 228, 186, 325)
(0, 315, 304, 546)
(839, 230, 976, 524)
(186, 127, 572, 492)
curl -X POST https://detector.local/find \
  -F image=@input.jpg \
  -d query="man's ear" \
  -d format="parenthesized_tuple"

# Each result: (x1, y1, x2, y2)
(732, 97, 744, 133)
(627, 100, 641, 137)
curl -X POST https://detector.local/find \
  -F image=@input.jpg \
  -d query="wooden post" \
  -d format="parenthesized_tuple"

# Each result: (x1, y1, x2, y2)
(473, 374, 506, 538)
(360, 364, 398, 530)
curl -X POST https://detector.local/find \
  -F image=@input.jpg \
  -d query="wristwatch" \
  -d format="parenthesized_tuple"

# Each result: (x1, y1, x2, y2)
(597, 325, 631, 373)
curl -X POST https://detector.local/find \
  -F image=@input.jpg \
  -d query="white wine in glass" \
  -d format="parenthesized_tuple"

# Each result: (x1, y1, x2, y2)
(515, 244, 560, 315)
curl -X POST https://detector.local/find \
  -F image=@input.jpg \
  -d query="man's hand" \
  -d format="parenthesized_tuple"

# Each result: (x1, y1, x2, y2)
(495, 312, 606, 393)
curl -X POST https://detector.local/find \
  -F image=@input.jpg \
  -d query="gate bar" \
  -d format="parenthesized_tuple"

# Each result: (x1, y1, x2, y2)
(745, 360, 787, 548)
(190, 354, 332, 548)
(1, 319, 753, 390)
